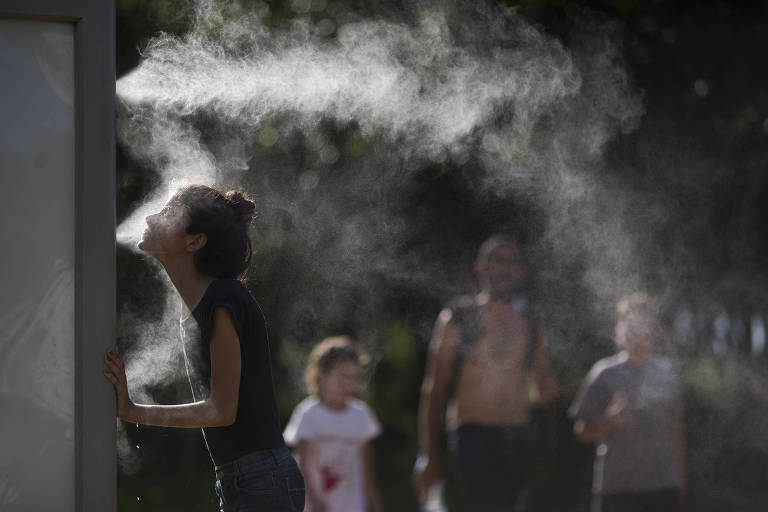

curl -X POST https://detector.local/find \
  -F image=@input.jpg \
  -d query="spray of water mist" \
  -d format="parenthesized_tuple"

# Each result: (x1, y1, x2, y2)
(117, 0, 643, 295)
(115, 0, 653, 470)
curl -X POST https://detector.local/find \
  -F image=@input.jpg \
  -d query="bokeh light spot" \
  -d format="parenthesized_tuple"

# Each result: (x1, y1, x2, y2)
(693, 79, 709, 98)
(310, 0, 327, 12)
(661, 28, 677, 44)
(257, 126, 279, 147)
(315, 18, 336, 37)
(319, 145, 339, 164)
(482, 133, 500, 153)
(291, 0, 311, 14)
(299, 171, 320, 191)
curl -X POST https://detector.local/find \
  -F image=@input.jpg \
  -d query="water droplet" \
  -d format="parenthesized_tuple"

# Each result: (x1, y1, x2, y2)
(299, 171, 320, 191)
(291, 0, 311, 14)
(638, 16, 658, 33)
(451, 147, 469, 165)
(693, 79, 709, 98)
(257, 126, 279, 147)
(319, 145, 339, 164)
(428, 148, 447, 164)
(315, 18, 336, 37)
(661, 28, 677, 44)
(482, 134, 500, 153)
(310, 0, 327, 12)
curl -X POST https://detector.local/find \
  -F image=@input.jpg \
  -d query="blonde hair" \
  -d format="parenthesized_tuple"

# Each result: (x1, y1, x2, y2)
(305, 336, 370, 396)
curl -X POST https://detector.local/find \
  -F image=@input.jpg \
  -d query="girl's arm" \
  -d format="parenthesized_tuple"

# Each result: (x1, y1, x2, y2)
(297, 439, 326, 512)
(104, 307, 241, 427)
(363, 442, 384, 512)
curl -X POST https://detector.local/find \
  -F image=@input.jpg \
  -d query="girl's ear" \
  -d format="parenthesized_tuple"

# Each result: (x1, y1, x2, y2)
(187, 233, 207, 253)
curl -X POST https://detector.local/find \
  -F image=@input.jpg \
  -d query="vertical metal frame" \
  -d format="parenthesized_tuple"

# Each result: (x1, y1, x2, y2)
(0, 1, 116, 511)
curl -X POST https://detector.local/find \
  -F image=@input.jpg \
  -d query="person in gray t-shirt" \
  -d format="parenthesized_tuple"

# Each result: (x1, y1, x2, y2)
(569, 292, 686, 512)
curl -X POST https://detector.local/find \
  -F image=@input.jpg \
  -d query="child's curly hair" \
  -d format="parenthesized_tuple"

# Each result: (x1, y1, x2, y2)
(305, 336, 370, 396)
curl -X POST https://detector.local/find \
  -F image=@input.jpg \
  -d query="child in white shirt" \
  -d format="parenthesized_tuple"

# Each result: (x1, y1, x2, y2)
(284, 336, 384, 512)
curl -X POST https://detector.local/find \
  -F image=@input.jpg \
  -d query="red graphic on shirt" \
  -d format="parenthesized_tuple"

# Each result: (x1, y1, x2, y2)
(320, 466, 341, 492)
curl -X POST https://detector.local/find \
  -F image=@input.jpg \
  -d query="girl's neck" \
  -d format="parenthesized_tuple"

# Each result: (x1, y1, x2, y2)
(164, 261, 215, 314)
(319, 396, 348, 411)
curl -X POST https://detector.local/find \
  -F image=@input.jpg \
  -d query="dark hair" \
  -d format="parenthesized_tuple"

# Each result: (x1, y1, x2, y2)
(476, 234, 526, 266)
(305, 336, 370, 396)
(174, 184, 256, 279)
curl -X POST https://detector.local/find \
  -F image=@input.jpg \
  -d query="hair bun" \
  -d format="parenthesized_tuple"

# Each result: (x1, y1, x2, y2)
(225, 190, 256, 227)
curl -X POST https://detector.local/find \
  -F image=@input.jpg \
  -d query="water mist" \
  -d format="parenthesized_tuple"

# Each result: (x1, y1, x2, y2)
(117, 0, 768, 499)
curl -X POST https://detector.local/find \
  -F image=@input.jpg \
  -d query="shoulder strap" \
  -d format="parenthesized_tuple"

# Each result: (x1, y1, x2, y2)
(443, 296, 478, 401)
(448, 295, 481, 367)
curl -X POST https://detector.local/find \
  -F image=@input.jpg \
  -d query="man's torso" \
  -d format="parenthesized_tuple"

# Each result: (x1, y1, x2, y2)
(448, 299, 532, 428)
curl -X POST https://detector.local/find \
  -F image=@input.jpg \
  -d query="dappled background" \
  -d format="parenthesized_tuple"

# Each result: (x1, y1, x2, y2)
(115, 0, 768, 510)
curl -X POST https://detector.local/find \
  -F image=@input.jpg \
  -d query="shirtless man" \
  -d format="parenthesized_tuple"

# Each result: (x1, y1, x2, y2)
(414, 236, 559, 511)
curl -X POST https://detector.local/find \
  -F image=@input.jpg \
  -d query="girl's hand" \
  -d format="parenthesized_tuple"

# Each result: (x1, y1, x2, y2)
(103, 347, 135, 421)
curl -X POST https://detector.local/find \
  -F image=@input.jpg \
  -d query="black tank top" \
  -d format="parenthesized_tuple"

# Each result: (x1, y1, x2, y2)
(180, 279, 284, 465)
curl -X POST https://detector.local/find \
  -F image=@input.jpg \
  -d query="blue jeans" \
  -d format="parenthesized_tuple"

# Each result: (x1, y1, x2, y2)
(599, 488, 680, 512)
(214, 446, 305, 512)
(450, 423, 534, 512)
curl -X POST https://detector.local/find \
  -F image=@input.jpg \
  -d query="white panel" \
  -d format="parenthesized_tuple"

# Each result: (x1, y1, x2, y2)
(0, 20, 75, 512)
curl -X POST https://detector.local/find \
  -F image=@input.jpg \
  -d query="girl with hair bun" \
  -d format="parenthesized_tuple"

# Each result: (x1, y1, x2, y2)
(104, 184, 305, 511)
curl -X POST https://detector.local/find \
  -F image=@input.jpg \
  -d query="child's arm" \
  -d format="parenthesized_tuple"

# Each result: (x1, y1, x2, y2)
(574, 392, 630, 442)
(297, 439, 327, 512)
(363, 442, 384, 512)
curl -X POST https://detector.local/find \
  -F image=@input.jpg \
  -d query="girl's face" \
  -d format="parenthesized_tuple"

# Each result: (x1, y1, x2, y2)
(318, 360, 361, 409)
(138, 199, 190, 262)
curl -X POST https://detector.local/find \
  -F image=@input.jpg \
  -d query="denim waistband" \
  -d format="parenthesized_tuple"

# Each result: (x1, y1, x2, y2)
(455, 422, 530, 434)
(215, 445, 291, 477)
(451, 422, 532, 447)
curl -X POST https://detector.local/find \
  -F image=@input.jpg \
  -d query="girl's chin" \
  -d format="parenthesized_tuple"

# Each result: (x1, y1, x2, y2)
(137, 239, 152, 254)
